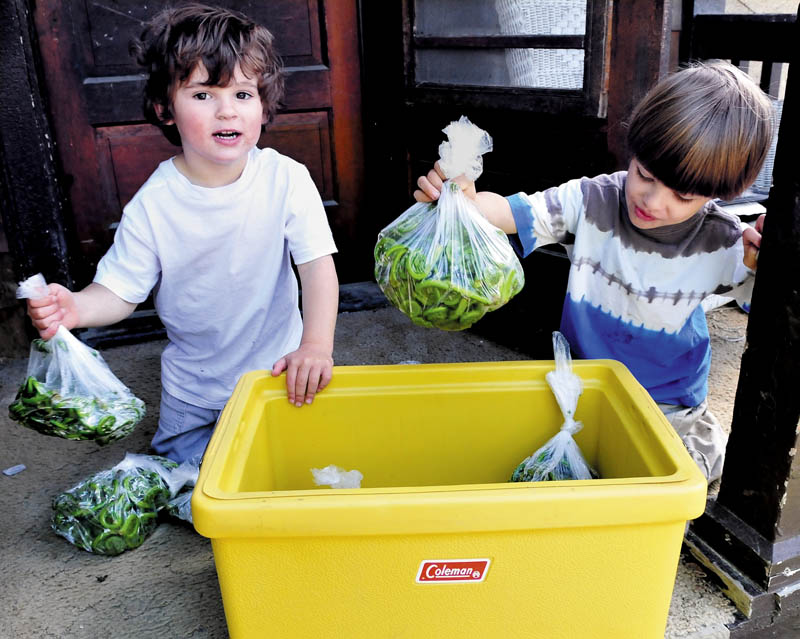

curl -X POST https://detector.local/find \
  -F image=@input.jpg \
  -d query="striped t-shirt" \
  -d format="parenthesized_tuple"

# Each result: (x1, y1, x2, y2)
(508, 171, 753, 407)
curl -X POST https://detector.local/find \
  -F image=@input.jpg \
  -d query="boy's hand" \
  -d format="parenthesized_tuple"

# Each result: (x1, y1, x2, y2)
(742, 214, 765, 270)
(271, 343, 333, 407)
(413, 161, 477, 203)
(27, 283, 80, 339)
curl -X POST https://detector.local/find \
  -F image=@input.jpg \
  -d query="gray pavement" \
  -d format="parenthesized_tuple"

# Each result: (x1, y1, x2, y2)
(0, 295, 740, 638)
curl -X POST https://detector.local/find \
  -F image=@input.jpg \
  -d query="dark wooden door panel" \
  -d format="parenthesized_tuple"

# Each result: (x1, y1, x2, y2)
(94, 125, 176, 247)
(260, 112, 334, 201)
(80, 0, 327, 124)
(33, 0, 364, 286)
(81, 0, 322, 71)
(85, 68, 332, 124)
(96, 111, 334, 214)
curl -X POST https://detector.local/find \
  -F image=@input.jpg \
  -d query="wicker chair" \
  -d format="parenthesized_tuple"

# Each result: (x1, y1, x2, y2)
(495, 0, 586, 88)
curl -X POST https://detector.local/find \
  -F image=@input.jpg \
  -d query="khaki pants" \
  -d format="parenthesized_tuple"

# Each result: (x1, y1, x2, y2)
(657, 400, 727, 483)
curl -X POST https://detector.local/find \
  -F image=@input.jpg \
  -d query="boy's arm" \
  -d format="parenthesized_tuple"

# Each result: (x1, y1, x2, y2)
(271, 254, 338, 407)
(415, 161, 517, 233)
(27, 282, 137, 339)
(742, 214, 765, 270)
(474, 191, 516, 234)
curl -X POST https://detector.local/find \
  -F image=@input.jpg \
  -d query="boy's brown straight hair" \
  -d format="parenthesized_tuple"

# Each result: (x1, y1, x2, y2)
(627, 60, 774, 201)
(130, 2, 285, 146)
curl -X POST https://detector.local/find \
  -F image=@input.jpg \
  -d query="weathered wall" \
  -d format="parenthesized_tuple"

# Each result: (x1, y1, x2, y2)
(0, 0, 72, 356)
(0, 255, 29, 357)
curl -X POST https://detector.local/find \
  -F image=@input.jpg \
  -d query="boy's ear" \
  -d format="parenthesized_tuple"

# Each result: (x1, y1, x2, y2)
(261, 109, 268, 125)
(154, 103, 174, 126)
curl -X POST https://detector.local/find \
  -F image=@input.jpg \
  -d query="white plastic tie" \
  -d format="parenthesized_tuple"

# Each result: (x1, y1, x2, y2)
(114, 453, 187, 497)
(437, 115, 493, 181)
(16, 273, 49, 300)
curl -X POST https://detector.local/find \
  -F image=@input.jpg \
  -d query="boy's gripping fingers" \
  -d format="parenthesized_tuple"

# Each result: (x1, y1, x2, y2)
(27, 284, 77, 339)
(413, 160, 449, 202)
(742, 222, 762, 270)
(27, 295, 60, 339)
(414, 173, 443, 203)
(414, 161, 477, 203)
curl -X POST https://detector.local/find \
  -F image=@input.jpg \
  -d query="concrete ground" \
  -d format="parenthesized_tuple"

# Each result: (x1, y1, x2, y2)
(0, 297, 749, 638)
(0, 2, 790, 636)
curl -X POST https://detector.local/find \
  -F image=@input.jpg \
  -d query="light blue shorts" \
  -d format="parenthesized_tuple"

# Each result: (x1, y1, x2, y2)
(151, 389, 222, 464)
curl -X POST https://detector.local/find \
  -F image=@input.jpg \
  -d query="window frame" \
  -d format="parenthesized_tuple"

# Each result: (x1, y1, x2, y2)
(404, 0, 611, 117)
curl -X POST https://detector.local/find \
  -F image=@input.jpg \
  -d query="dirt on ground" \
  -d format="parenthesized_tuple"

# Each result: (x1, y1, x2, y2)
(704, 305, 749, 435)
(0, 304, 748, 639)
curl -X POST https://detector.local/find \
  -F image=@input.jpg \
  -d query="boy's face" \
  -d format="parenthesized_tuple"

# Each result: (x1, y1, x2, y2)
(625, 158, 709, 229)
(161, 62, 266, 185)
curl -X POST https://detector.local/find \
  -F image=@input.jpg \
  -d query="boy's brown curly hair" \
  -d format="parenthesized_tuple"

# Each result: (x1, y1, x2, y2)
(130, 3, 285, 146)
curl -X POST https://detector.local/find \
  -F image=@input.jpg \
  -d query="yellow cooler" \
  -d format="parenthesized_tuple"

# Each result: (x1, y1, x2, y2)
(192, 360, 707, 638)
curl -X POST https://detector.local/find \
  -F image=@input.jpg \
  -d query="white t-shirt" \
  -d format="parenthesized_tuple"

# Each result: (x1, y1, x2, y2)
(94, 146, 337, 408)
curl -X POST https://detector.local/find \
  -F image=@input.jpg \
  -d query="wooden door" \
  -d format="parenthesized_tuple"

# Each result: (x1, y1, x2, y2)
(360, 0, 611, 357)
(359, 0, 671, 357)
(32, 0, 365, 287)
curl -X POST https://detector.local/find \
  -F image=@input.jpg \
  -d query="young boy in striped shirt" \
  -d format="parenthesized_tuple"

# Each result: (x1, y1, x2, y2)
(414, 61, 774, 483)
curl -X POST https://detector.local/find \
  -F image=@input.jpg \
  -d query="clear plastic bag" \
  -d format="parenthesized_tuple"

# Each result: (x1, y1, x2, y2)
(374, 116, 524, 330)
(164, 455, 202, 524)
(311, 464, 363, 489)
(510, 332, 596, 482)
(9, 274, 145, 445)
(51, 453, 192, 555)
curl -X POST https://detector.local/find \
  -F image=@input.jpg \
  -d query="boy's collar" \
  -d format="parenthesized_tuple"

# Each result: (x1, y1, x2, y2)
(635, 209, 706, 242)
(621, 195, 708, 243)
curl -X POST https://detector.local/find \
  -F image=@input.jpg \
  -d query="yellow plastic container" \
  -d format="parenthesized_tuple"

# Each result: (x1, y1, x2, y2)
(193, 361, 706, 639)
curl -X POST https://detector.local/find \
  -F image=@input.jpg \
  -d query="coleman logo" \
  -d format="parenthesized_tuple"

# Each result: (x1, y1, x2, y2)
(416, 558, 491, 584)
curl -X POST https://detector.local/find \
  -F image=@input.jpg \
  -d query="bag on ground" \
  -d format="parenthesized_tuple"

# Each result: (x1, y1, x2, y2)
(164, 455, 202, 524)
(52, 453, 193, 555)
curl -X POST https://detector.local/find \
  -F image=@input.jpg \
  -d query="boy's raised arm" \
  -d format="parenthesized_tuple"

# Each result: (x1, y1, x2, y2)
(473, 191, 517, 234)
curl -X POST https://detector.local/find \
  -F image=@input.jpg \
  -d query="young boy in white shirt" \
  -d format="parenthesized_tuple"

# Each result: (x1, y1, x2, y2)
(414, 61, 774, 483)
(26, 4, 339, 463)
